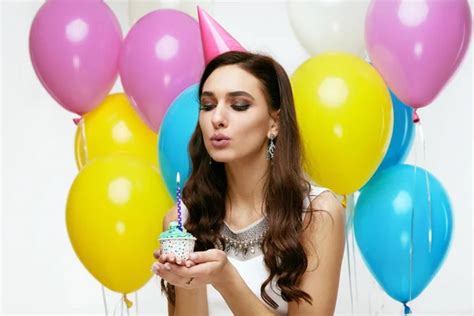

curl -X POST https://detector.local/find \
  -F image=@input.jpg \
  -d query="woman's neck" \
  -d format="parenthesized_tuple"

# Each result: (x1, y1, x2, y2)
(223, 156, 270, 229)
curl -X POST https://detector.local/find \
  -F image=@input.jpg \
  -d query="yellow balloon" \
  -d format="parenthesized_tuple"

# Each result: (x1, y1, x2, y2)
(75, 93, 158, 170)
(66, 155, 173, 294)
(291, 52, 393, 195)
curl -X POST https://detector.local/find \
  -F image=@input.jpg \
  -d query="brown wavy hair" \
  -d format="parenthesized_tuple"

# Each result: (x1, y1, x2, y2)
(162, 51, 318, 308)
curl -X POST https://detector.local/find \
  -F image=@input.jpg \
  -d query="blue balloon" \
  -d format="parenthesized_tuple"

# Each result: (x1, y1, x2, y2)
(378, 90, 415, 171)
(354, 164, 453, 304)
(361, 90, 414, 192)
(158, 84, 199, 198)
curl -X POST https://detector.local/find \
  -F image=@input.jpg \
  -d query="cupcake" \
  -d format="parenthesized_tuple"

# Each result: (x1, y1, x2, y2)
(159, 221, 196, 261)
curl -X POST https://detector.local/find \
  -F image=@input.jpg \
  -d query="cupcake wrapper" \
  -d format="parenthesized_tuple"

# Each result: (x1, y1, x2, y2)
(160, 238, 196, 261)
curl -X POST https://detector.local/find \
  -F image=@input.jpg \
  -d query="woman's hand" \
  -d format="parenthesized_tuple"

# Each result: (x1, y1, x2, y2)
(152, 249, 230, 289)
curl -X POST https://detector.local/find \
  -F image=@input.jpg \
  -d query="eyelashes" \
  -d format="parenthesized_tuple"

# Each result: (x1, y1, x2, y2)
(199, 104, 250, 112)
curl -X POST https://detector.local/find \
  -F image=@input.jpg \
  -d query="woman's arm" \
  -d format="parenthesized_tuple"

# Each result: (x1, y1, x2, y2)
(288, 191, 346, 316)
(159, 207, 209, 316)
(159, 248, 277, 315)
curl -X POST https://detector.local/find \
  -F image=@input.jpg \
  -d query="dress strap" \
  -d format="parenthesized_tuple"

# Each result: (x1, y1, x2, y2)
(180, 200, 189, 224)
(303, 184, 331, 211)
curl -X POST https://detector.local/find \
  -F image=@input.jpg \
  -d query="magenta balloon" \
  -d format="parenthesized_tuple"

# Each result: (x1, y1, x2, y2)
(119, 9, 205, 132)
(366, 0, 472, 109)
(29, 0, 122, 114)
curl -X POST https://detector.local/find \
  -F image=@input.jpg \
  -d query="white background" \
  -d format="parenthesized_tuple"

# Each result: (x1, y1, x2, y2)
(1, 0, 472, 315)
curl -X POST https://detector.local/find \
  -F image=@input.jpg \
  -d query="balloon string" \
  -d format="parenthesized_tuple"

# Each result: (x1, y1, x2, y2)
(112, 294, 123, 316)
(79, 116, 89, 164)
(417, 121, 433, 252)
(411, 116, 420, 304)
(349, 197, 359, 308)
(101, 285, 109, 315)
(344, 194, 354, 316)
(135, 292, 139, 315)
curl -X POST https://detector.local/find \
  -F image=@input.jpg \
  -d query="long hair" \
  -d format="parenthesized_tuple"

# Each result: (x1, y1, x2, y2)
(162, 51, 316, 308)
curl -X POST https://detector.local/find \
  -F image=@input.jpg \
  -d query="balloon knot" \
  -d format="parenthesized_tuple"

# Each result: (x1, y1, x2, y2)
(403, 303, 412, 315)
(412, 110, 420, 124)
(341, 195, 347, 208)
(73, 117, 82, 125)
(123, 294, 133, 309)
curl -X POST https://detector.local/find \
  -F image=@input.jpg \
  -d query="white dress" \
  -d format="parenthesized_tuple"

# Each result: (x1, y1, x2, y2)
(181, 184, 330, 316)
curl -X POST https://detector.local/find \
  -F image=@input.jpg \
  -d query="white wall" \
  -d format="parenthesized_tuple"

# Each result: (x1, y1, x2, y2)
(1, 1, 472, 315)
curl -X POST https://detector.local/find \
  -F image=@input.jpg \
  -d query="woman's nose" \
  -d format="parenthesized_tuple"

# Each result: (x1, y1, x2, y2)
(211, 105, 227, 128)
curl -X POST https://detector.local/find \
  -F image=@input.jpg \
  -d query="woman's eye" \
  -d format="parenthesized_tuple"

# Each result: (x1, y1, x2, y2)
(232, 104, 250, 111)
(199, 104, 214, 111)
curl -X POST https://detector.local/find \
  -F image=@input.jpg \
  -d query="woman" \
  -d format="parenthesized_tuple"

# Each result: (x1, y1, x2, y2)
(152, 51, 345, 315)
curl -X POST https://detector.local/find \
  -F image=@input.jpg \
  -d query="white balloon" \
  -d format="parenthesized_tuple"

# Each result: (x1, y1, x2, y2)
(287, 0, 369, 57)
(128, 0, 214, 26)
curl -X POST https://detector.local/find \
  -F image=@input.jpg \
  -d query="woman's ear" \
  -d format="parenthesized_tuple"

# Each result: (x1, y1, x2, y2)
(269, 109, 280, 137)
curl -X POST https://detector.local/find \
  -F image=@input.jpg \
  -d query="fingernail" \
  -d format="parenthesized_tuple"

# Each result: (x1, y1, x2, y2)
(164, 263, 171, 271)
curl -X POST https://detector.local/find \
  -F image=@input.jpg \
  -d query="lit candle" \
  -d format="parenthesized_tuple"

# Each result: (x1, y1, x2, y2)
(176, 172, 183, 231)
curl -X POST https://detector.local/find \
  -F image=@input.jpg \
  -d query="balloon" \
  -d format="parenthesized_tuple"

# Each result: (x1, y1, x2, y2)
(197, 6, 246, 65)
(366, 0, 472, 108)
(378, 90, 415, 171)
(354, 164, 453, 304)
(288, 1, 369, 57)
(66, 155, 173, 294)
(362, 90, 415, 192)
(291, 52, 393, 195)
(29, 0, 122, 114)
(74, 93, 158, 170)
(128, 0, 215, 26)
(158, 84, 199, 197)
(120, 9, 204, 132)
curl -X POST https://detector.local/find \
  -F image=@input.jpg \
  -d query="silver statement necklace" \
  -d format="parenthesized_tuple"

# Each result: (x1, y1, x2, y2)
(218, 217, 269, 259)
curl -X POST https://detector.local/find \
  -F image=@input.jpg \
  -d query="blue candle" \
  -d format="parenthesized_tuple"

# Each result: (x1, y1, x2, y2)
(176, 172, 183, 231)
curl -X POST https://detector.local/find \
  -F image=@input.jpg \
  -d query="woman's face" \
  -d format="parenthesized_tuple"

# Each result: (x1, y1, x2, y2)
(199, 65, 278, 164)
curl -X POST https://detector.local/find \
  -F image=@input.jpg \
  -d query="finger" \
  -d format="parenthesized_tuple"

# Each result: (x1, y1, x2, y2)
(184, 260, 196, 268)
(189, 249, 223, 264)
(155, 263, 188, 286)
(159, 253, 168, 263)
(166, 262, 196, 278)
(156, 263, 203, 288)
(167, 254, 176, 263)
(153, 249, 161, 259)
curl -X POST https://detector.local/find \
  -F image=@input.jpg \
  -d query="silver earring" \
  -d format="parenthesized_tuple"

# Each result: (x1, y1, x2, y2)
(266, 134, 276, 161)
(209, 155, 213, 165)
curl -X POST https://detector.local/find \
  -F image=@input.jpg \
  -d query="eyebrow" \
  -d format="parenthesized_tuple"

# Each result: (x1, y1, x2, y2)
(201, 91, 255, 100)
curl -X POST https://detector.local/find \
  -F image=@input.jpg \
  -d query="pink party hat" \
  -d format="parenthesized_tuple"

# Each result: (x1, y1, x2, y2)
(197, 6, 246, 64)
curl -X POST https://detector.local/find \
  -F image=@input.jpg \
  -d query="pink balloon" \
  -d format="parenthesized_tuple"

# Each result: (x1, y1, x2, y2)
(366, 0, 472, 109)
(197, 6, 246, 65)
(119, 9, 204, 132)
(29, 0, 122, 115)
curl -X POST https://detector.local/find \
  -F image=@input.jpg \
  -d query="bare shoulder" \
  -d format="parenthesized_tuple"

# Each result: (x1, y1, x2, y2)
(303, 190, 346, 249)
(288, 190, 346, 314)
(163, 205, 178, 230)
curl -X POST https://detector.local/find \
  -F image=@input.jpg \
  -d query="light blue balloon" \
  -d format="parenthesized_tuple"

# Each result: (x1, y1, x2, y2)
(354, 164, 453, 305)
(158, 84, 199, 198)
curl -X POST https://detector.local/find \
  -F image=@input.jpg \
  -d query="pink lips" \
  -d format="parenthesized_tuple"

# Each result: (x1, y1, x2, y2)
(210, 133, 230, 148)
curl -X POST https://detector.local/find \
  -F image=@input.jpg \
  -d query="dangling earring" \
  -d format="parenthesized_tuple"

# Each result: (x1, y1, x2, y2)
(266, 134, 276, 161)
(208, 154, 213, 165)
